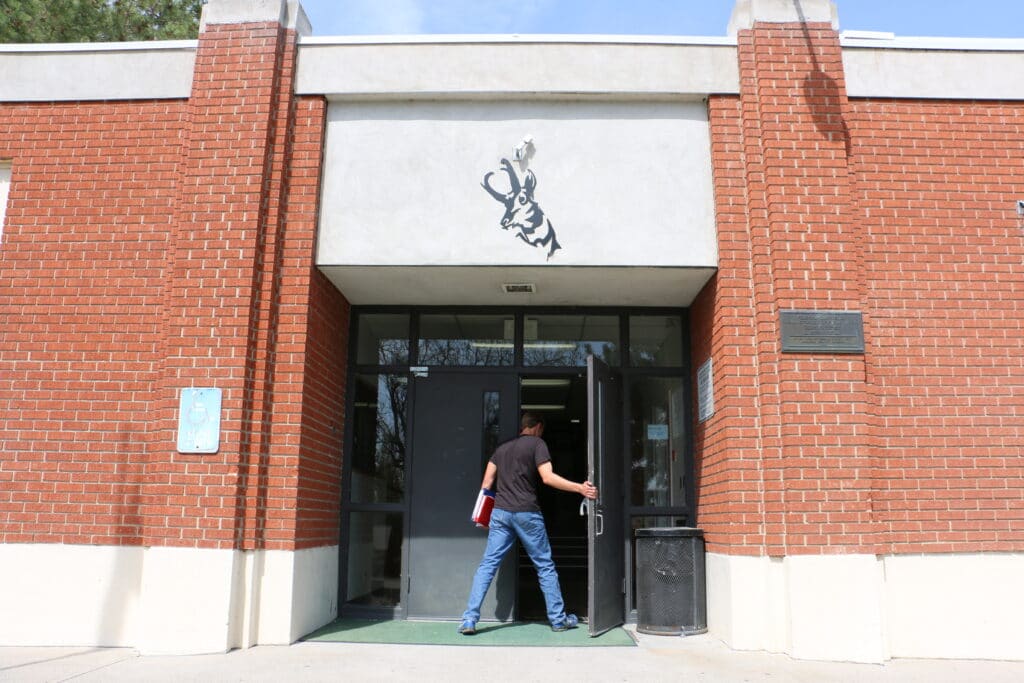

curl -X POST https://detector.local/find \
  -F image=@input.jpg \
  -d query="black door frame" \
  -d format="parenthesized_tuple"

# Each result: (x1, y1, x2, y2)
(337, 306, 694, 622)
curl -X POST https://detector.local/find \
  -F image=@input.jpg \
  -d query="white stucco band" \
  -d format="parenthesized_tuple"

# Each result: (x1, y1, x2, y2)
(0, 544, 338, 654)
(707, 551, 1024, 663)
(316, 99, 719, 305)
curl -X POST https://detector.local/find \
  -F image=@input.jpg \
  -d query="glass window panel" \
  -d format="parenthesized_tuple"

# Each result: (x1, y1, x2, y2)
(629, 315, 684, 367)
(523, 315, 620, 367)
(356, 314, 410, 365)
(418, 314, 514, 366)
(482, 391, 501, 461)
(351, 374, 407, 503)
(346, 511, 403, 607)
(629, 376, 687, 507)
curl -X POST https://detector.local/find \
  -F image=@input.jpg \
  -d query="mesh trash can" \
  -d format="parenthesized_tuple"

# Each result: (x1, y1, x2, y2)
(635, 527, 707, 636)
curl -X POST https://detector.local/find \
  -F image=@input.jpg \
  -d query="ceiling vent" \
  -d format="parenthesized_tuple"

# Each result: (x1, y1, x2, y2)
(502, 283, 536, 294)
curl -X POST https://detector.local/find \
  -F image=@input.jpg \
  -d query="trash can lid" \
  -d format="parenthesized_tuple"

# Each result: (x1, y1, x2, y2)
(635, 527, 703, 538)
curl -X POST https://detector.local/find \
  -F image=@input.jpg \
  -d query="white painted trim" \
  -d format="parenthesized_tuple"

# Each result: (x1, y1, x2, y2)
(4, 33, 1021, 104)
(298, 34, 738, 47)
(841, 36, 1024, 51)
(0, 40, 196, 53)
(707, 551, 1024, 662)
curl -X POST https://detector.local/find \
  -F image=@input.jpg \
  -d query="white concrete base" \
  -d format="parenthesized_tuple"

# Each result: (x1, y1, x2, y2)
(0, 544, 144, 647)
(0, 543, 338, 654)
(707, 551, 1024, 663)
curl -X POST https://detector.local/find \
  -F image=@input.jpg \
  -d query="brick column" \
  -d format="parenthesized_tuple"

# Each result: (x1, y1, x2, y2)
(740, 4, 873, 558)
(147, 0, 301, 550)
(136, 0, 341, 653)
(698, 0, 872, 557)
(693, 0, 884, 661)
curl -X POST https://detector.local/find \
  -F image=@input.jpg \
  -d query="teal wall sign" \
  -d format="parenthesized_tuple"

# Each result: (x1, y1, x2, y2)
(176, 388, 222, 454)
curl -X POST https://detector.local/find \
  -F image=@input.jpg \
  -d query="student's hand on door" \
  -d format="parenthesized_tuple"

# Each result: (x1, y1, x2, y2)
(580, 480, 598, 499)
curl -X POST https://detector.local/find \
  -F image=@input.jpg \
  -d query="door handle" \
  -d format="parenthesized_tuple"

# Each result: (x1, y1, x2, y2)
(579, 499, 588, 517)
(595, 512, 604, 537)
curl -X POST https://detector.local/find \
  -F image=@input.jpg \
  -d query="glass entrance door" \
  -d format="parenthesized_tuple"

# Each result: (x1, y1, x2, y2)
(342, 308, 690, 624)
(406, 371, 518, 620)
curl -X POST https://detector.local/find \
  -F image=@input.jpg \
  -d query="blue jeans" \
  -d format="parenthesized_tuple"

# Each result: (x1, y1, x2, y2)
(462, 508, 567, 626)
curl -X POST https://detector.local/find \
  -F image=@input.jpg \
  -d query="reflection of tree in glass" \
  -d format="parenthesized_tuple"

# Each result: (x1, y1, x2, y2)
(418, 340, 512, 366)
(377, 339, 408, 365)
(375, 375, 407, 500)
(524, 341, 618, 367)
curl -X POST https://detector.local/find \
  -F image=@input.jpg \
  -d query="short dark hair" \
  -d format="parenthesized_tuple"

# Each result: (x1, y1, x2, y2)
(521, 411, 545, 430)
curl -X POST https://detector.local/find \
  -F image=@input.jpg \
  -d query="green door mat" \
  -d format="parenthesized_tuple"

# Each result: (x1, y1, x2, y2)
(302, 618, 636, 647)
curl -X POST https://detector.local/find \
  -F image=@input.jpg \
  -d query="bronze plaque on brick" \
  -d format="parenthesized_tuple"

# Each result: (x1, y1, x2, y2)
(780, 310, 864, 353)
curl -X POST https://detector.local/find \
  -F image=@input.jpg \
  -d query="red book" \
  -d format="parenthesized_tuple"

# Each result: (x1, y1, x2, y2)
(471, 488, 495, 528)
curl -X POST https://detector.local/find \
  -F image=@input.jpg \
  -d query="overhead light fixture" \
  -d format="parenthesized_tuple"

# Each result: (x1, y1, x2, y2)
(521, 378, 572, 387)
(520, 404, 565, 411)
(524, 342, 575, 350)
(502, 283, 535, 294)
(470, 342, 514, 349)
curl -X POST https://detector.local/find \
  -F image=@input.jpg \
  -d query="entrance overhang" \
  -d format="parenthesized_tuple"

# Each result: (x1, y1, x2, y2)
(318, 265, 715, 306)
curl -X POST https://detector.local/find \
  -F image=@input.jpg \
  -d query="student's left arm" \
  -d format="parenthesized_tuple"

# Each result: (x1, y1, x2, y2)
(480, 461, 498, 490)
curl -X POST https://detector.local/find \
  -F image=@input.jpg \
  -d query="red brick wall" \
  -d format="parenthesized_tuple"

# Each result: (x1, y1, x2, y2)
(693, 22, 1024, 556)
(0, 100, 188, 545)
(0, 26, 349, 552)
(296, 267, 349, 548)
(286, 98, 349, 550)
(691, 98, 765, 556)
(850, 99, 1024, 553)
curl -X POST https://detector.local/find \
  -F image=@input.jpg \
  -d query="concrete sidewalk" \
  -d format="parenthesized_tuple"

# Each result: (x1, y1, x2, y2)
(2, 629, 1022, 682)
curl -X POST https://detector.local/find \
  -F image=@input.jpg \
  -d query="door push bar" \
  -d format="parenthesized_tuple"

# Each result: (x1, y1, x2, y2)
(579, 499, 604, 536)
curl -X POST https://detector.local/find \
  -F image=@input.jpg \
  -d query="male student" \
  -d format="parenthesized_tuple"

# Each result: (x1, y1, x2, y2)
(459, 412, 598, 634)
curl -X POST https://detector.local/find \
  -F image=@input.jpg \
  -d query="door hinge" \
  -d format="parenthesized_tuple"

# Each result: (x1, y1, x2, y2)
(622, 578, 626, 594)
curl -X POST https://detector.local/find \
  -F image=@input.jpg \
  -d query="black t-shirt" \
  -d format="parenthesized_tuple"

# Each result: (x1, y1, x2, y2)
(490, 435, 551, 512)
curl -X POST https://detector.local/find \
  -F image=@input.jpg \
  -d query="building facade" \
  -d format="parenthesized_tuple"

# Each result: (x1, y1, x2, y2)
(0, 0, 1021, 662)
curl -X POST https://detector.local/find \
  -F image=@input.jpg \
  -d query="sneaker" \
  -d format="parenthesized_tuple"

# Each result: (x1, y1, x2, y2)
(550, 614, 579, 632)
(457, 620, 476, 635)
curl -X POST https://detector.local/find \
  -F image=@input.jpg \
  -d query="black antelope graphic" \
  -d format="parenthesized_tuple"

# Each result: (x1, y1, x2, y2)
(482, 158, 561, 260)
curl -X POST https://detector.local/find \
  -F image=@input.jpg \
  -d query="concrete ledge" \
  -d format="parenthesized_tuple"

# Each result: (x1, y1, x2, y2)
(296, 41, 740, 97)
(200, 0, 287, 28)
(0, 42, 195, 102)
(844, 47, 1024, 100)
(0, 544, 144, 647)
(0, 543, 338, 654)
(707, 551, 1024, 662)
(728, 0, 838, 33)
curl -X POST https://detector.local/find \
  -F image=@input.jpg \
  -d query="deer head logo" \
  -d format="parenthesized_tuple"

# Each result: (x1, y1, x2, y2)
(482, 158, 561, 260)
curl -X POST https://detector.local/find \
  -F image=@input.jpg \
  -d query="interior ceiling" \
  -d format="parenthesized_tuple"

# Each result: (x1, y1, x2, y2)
(318, 266, 717, 307)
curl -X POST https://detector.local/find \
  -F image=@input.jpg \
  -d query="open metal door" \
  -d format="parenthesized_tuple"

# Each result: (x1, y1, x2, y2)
(586, 355, 625, 636)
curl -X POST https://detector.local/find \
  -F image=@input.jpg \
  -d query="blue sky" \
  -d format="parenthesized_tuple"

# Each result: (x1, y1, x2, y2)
(299, 0, 1024, 38)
